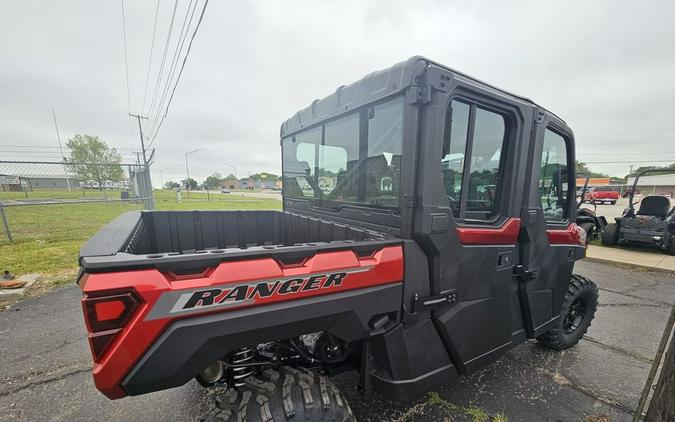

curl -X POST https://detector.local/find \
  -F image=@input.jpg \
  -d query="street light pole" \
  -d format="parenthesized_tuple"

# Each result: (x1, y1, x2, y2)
(158, 168, 166, 189)
(222, 162, 237, 180)
(185, 148, 203, 197)
(51, 107, 71, 191)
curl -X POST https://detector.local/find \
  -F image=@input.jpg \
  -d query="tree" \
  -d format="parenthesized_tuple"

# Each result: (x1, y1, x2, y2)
(625, 163, 675, 179)
(575, 161, 608, 179)
(65, 134, 124, 189)
(250, 172, 280, 182)
(204, 172, 224, 189)
(164, 181, 180, 190)
(181, 178, 198, 190)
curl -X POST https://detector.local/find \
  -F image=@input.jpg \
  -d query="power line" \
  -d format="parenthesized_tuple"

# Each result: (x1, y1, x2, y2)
(580, 153, 675, 156)
(584, 160, 675, 164)
(0, 145, 141, 151)
(581, 129, 675, 140)
(141, 0, 161, 113)
(145, 0, 198, 137)
(121, 0, 132, 113)
(147, 0, 209, 148)
(144, 0, 179, 119)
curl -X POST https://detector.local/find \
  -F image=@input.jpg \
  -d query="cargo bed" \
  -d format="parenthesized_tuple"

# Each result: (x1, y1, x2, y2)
(79, 210, 397, 273)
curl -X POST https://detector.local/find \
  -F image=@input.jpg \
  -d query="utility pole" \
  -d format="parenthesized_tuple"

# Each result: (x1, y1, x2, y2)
(129, 113, 154, 209)
(52, 107, 71, 191)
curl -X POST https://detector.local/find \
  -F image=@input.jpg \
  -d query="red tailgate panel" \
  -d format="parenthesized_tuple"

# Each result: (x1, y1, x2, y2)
(81, 245, 404, 399)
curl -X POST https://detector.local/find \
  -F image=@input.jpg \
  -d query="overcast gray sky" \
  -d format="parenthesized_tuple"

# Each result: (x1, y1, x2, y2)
(1, 0, 674, 183)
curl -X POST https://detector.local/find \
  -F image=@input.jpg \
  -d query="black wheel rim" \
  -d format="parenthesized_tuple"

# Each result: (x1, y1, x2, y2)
(563, 297, 587, 334)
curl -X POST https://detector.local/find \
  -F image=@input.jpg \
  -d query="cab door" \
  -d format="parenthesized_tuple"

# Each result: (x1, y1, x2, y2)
(516, 112, 581, 337)
(412, 70, 532, 375)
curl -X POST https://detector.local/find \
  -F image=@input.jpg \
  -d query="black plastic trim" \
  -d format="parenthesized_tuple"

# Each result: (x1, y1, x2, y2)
(121, 283, 403, 396)
(370, 364, 456, 401)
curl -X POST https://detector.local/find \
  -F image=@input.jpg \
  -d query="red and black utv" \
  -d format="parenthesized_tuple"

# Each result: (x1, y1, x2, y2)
(77, 56, 598, 421)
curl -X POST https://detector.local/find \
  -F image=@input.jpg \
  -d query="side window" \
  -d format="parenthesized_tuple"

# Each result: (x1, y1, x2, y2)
(441, 100, 507, 221)
(539, 129, 570, 221)
(441, 101, 470, 216)
(323, 113, 360, 202)
(282, 127, 321, 198)
(366, 97, 404, 206)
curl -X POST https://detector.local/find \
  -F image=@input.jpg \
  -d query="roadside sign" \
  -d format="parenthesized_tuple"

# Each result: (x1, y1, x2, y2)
(0, 175, 20, 185)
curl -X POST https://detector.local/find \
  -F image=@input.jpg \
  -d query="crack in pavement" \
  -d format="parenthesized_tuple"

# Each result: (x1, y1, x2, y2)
(597, 287, 673, 307)
(582, 336, 653, 364)
(597, 302, 667, 308)
(5, 336, 87, 365)
(0, 363, 91, 398)
(513, 353, 635, 416)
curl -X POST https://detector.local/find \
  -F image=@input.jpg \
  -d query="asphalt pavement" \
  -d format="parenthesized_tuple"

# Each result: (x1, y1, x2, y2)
(580, 197, 628, 222)
(1, 260, 673, 422)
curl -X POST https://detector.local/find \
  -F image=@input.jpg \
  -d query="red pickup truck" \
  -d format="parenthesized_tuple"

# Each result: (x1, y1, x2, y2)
(584, 186, 619, 204)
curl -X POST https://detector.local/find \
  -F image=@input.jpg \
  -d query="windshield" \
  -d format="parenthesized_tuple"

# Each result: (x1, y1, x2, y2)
(282, 96, 404, 209)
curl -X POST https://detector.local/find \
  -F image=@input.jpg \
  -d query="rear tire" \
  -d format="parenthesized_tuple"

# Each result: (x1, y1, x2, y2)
(669, 238, 675, 256)
(601, 223, 618, 245)
(204, 366, 354, 422)
(537, 274, 598, 350)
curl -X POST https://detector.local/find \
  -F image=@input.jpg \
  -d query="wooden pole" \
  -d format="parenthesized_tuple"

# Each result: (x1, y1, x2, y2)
(642, 304, 675, 421)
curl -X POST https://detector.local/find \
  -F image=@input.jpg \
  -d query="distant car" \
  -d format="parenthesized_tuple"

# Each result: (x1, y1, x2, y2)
(622, 189, 640, 198)
(584, 186, 619, 204)
(220, 189, 231, 194)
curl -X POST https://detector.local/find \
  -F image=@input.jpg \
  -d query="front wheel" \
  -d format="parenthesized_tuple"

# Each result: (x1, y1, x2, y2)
(610, 200, 617, 205)
(204, 366, 354, 422)
(537, 274, 598, 350)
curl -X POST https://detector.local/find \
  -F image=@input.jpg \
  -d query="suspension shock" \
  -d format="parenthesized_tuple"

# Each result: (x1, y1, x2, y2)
(228, 346, 255, 387)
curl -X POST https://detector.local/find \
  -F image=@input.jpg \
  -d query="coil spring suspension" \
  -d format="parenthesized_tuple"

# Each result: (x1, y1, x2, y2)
(228, 346, 255, 387)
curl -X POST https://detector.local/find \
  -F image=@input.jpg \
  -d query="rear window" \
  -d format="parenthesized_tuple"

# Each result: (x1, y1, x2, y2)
(594, 186, 615, 192)
(282, 96, 404, 209)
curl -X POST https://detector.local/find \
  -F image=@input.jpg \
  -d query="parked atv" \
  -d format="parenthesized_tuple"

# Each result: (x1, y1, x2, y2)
(576, 173, 608, 243)
(602, 169, 675, 254)
(77, 57, 599, 421)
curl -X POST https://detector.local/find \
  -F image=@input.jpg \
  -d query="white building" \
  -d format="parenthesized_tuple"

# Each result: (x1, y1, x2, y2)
(626, 173, 675, 197)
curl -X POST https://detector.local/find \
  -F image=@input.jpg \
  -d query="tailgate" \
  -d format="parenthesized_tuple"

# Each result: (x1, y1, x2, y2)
(80, 243, 404, 398)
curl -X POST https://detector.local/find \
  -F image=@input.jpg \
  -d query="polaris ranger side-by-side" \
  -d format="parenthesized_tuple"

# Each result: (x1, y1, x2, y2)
(78, 57, 598, 421)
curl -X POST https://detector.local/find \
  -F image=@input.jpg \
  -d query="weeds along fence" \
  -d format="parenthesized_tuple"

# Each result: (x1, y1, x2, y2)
(0, 160, 153, 243)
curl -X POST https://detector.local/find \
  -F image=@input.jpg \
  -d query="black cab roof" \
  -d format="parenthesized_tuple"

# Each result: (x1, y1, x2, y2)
(280, 56, 563, 137)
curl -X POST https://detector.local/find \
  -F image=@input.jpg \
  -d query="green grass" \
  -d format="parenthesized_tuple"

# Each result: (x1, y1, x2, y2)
(424, 392, 506, 422)
(0, 190, 281, 277)
(0, 188, 112, 201)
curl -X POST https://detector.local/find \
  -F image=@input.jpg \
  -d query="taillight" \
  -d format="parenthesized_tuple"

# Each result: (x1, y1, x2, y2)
(573, 224, 588, 246)
(82, 291, 140, 361)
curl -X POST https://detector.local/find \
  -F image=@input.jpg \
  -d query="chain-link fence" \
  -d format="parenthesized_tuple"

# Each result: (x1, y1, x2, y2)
(0, 160, 153, 244)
